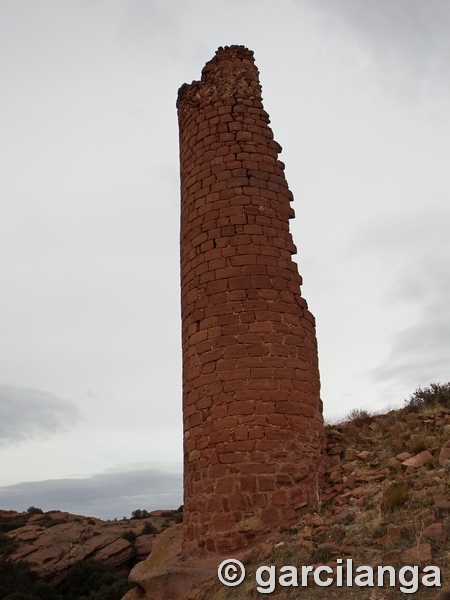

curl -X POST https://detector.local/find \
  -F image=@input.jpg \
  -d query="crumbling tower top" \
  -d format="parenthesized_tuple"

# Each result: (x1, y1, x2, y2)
(178, 45, 261, 109)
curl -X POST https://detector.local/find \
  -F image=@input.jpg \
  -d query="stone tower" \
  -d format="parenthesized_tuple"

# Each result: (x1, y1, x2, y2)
(177, 45, 325, 554)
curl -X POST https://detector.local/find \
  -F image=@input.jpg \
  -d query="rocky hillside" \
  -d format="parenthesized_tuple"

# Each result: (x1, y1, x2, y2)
(3, 384, 450, 599)
(123, 385, 450, 600)
(191, 398, 450, 599)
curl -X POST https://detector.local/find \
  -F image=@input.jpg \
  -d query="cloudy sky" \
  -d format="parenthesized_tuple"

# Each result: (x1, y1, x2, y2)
(1, 0, 449, 519)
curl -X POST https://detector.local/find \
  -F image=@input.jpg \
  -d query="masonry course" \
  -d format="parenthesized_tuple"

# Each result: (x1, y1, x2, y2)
(177, 45, 326, 554)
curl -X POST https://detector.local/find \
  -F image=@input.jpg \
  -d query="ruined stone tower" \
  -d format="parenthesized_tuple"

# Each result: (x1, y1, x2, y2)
(177, 46, 325, 554)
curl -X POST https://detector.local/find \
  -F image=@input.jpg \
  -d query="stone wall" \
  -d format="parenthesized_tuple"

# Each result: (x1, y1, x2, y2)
(177, 45, 326, 554)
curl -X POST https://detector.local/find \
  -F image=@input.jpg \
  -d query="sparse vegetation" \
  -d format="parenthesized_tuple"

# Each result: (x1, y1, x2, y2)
(0, 558, 132, 600)
(404, 381, 450, 412)
(346, 408, 373, 427)
(57, 559, 133, 600)
(40, 515, 67, 529)
(0, 533, 19, 558)
(160, 508, 183, 524)
(141, 521, 158, 535)
(381, 481, 409, 513)
(27, 506, 44, 515)
(0, 514, 30, 533)
(131, 509, 149, 519)
(121, 529, 137, 544)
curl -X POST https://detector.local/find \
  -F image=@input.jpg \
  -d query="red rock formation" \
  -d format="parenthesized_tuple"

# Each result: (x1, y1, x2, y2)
(2, 509, 158, 584)
(177, 45, 326, 554)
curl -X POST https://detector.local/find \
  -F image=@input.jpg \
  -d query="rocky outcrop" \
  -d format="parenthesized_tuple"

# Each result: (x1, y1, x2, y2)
(123, 525, 214, 600)
(122, 523, 277, 600)
(1, 509, 166, 585)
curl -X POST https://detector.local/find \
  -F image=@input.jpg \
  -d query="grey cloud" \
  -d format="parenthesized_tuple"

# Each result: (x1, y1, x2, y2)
(0, 386, 78, 447)
(0, 464, 182, 519)
(371, 269, 450, 391)
(307, 0, 450, 98)
(352, 210, 450, 392)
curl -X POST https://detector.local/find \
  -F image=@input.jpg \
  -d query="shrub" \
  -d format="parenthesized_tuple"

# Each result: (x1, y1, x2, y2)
(346, 408, 373, 427)
(404, 382, 450, 412)
(121, 530, 137, 544)
(130, 509, 149, 520)
(0, 533, 19, 557)
(0, 558, 60, 600)
(27, 506, 44, 515)
(40, 516, 66, 529)
(141, 522, 158, 535)
(58, 559, 133, 600)
(160, 508, 183, 523)
(381, 482, 409, 513)
(0, 515, 30, 534)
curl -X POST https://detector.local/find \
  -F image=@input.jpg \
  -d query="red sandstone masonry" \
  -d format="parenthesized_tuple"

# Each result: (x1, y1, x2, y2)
(177, 45, 326, 554)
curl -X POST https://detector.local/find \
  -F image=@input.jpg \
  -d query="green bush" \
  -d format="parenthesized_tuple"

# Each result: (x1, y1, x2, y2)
(0, 533, 19, 557)
(58, 559, 132, 600)
(26, 507, 44, 515)
(130, 509, 149, 520)
(0, 559, 60, 600)
(39, 516, 66, 529)
(141, 522, 158, 535)
(121, 530, 137, 544)
(0, 515, 30, 534)
(404, 382, 450, 412)
(0, 557, 133, 600)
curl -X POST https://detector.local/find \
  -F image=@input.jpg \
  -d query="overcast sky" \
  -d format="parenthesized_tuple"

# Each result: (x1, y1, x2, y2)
(1, 0, 449, 519)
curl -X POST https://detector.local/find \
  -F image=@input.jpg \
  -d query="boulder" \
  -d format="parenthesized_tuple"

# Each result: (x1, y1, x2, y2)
(423, 522, 448, 543)
(439, 440, 450, 466)
(124, 525, 216, 600)
(401, 450, 433, 468)
(401, 543, 432, 565)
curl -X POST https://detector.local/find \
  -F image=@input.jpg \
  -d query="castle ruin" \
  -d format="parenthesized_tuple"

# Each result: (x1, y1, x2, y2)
(177, 45, 325, 554)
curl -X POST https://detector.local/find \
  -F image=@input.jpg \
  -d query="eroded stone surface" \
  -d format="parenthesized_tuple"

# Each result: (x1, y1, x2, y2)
(4, 510, 157, 584)
(178, 44, 326, 555)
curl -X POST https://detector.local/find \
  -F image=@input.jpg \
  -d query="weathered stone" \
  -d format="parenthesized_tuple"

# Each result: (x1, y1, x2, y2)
(439, 440, 450, 466)
(124, 525, 214, 600)
(423, 522, 448, 543)
(375, 526, 403, 546)
(344, 448, 357, 461)
(345, 474, 357, 489)
(178, 45, 326, 554)
(357, 451, 371, 460)
(401, 543, 432, 565)
(340, 543, 356, 555)
(5, 513, 161, 585)
(401, 450, 433, 468)
(395, 452, 412, 461)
